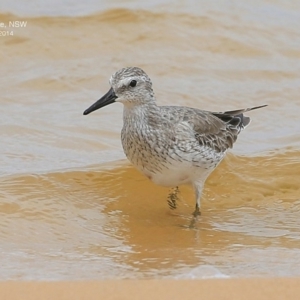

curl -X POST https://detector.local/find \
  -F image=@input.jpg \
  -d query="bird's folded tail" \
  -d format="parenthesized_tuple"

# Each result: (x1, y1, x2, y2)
(213, 104, 267, 129)
(222, 104, 268, 116)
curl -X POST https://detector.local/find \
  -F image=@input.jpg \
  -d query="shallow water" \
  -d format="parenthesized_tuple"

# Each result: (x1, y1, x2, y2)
(0, 0, 300, 280)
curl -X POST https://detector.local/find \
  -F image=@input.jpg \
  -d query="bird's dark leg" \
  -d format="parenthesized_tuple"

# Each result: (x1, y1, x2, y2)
(188, 183, 203, 228)
(193, 203, 201, 217)
(167, 186, 179, 210)
(192, 182, 203, 217)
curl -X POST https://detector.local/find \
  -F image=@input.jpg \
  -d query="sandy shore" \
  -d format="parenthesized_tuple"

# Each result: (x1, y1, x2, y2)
(2, 278, 299, 300)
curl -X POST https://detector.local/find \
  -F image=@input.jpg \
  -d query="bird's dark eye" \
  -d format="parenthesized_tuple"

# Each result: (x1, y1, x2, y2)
(129, 80, 137, 87)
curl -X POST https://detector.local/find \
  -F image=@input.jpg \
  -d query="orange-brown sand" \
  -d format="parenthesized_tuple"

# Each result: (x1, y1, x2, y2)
(2, 278, 300, 300)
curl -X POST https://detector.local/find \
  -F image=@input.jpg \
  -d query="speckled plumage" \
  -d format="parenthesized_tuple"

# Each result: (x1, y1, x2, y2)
(84, 67, 266, 216)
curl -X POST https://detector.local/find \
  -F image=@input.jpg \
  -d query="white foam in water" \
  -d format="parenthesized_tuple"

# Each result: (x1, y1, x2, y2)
(174, 265, 230, 279)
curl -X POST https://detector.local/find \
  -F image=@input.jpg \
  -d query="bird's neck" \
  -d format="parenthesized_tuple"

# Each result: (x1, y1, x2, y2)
(123, 99, 159, 126)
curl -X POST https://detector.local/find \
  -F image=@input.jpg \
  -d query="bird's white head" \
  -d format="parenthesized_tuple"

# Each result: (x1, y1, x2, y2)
(83, 67, 155, 115)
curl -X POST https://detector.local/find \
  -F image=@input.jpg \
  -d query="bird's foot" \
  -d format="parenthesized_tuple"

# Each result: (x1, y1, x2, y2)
(189, 206, 201, 228)
(192, 205, 201, 217)
(167, 186, 179, 210)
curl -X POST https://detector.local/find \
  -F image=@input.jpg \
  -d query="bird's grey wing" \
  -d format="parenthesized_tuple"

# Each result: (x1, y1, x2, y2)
(160, 105, 266, 153)
(191, 105, 267, 152)
(187, 109, 238, 152)
(159, 106, 234, 152)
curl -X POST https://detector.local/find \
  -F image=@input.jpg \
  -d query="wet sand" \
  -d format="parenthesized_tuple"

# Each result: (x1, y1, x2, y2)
(2, 278, 300, 300)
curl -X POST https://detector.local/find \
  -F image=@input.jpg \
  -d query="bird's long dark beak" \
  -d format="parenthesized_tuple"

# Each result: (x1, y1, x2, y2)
(83, 87, 117, 115)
